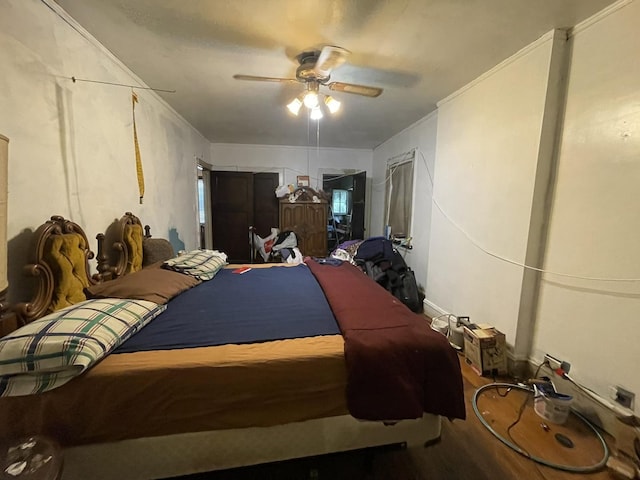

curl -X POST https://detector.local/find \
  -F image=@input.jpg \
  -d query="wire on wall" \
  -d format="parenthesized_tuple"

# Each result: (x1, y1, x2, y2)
(416, 149, 640, 283)
(322, 171, 367, 183)
(41, 0, 174, 93)
(71, 76, 175, 93)
(371, 148, 416, 189)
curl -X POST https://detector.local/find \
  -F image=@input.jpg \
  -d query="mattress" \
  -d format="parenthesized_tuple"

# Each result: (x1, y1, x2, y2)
(0, 334, 348, 446)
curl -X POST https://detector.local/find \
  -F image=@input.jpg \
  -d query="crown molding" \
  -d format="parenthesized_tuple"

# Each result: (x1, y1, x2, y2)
(437, 30, 557, 108)
(569, 0, 634, 37)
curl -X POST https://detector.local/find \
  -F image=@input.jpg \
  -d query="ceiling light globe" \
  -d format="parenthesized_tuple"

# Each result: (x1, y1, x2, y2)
(286, 98, 302, 116)
(303, 92, 319, 109)
(310, 107, 323, 120)
(324, 96, 341, 114)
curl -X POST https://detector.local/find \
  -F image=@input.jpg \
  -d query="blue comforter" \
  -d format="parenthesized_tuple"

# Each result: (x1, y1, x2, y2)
(115, 265, 340, 353)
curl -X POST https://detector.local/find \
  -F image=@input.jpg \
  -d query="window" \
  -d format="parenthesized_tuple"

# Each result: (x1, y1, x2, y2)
(384, 154, 414, 238)
(332, 189, 349, 215)
(197, 177, 205, 224)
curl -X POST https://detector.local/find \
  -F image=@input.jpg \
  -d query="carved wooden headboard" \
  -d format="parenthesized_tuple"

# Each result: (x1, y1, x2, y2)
(96, 212, 144, 280)
(15, 216, 96, 325)
(96, 212, 174, 280)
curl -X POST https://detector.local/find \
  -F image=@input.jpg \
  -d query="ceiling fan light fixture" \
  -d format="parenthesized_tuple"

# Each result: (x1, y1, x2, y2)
(234, 46, 383, 122)
(324, 95, 341, 114)
(310, 106, 323, 120)
(286, 97, 303, 116)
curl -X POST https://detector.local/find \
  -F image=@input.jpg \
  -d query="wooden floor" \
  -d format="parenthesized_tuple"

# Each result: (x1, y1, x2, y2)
(172, 354, 616, 480)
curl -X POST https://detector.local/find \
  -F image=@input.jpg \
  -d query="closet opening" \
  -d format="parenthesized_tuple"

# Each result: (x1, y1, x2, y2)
(322, 171, 366, 253)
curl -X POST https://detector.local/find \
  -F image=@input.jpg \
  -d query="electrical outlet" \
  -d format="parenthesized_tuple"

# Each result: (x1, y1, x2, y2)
(613, 386, 635, 409)
(544, 353, 570, 373)
(544, 353, 561, 370)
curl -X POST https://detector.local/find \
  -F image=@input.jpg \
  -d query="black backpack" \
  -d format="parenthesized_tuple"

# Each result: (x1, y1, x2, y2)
(384, 249, 422, 313)
(356, 240, 423, 313)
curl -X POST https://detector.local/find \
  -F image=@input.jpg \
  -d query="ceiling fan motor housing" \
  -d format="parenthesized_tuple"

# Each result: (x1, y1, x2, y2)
(296, 51, 330, 83)
(233, 46, 382, 98)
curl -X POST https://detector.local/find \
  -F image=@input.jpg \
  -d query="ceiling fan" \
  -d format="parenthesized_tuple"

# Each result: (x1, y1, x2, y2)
(233, 46, 383, 118)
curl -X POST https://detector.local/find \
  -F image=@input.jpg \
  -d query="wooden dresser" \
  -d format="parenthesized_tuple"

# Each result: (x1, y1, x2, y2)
(279, 200, 328, 258)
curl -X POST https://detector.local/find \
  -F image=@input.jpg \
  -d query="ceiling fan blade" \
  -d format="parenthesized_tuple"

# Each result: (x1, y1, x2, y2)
(328, 82, 383, 97)
(233, 74, 298, 84)
(313, 46, 350, 78)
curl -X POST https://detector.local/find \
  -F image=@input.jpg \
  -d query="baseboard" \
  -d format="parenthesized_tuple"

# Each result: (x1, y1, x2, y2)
(423, 298, 521, 372)
(422, 298, 447, 319)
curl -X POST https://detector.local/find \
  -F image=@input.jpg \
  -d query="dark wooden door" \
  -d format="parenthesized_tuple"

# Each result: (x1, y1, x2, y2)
(279, 201, 327, 257)
(351, 171, 366, 240)
(210, 171, 253, 263)
(280, 202, 308, 254)
(253, 173, 279, 239)
(304, 203, 328, 256)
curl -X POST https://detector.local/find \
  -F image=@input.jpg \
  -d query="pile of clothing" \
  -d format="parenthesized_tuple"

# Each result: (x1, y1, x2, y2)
(249, 228, 302, 264)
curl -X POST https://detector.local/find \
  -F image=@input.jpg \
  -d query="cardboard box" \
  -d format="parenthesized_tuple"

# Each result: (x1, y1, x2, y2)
(463, 323, 507, 376)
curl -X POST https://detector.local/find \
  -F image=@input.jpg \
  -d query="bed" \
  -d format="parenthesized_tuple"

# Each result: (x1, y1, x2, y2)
(0, 215, 465, 480)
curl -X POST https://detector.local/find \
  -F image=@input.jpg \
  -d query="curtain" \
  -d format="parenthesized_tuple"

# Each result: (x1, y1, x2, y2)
(385, 156, 414, 238)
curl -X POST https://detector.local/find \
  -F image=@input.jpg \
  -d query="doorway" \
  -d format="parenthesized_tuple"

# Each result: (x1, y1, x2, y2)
(210, 171, 279, 263)
(323, 171, 366, 252)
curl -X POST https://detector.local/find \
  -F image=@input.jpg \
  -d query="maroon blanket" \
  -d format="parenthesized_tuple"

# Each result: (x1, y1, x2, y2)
(307, 259, 466, 421)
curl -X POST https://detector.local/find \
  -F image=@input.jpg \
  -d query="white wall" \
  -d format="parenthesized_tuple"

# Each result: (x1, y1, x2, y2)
(425, 33, 559, 346)
(533, 0, 640, 412)
(371, 112, 438, 291)
(1, 1, 210, 302)
(373, 0, 639, 417)
(209, 143, 373, 234)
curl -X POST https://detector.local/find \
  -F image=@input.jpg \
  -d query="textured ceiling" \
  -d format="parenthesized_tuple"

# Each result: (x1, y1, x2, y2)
(54, 0, 615, 149)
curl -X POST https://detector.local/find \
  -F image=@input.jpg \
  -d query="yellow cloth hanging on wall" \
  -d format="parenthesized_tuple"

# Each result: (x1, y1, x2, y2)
(132, 92, 145, 204)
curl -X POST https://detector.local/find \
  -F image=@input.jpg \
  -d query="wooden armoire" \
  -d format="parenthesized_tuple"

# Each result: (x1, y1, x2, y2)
(279, 200, 328, 258)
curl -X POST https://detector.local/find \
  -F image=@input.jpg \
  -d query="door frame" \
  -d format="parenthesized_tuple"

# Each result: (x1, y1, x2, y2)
(197, 162, 214, 249)
(198, 165, 285, 250)
(320, 169, 369, 241)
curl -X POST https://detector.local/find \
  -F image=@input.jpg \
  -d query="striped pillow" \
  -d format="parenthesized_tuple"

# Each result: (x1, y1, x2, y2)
(163, 249, 228, 281)
(0, 298, 166, 397)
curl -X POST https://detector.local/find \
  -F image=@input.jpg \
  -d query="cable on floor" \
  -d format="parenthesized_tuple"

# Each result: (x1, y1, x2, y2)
(472, 382, 609, 473)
